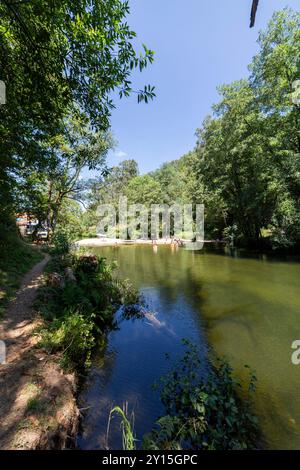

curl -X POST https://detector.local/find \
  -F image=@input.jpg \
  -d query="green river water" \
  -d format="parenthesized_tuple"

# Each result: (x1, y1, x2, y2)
(78, 245, 300, 450)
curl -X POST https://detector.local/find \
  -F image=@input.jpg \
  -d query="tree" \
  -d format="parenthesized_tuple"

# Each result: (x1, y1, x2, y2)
(89, 159, 139, 208)
(55, 199, 86, 241)
(125, 175, 163, 206)
(191, 8, 300, 248)
(250, 8, 300, 246)
(0, 0, 155, 130)
(17, 111, 113, 236)
(195, 82, 280, 246)
(0, 0, 155, 236)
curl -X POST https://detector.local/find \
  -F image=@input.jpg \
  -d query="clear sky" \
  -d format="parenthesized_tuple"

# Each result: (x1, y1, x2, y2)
(106, 0, 300, 174)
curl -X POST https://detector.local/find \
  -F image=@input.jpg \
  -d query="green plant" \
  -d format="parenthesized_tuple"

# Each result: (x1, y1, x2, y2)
(38, 254, 140, 369)
(108, 405, 136, 450)
(52, 232, 71, 256)
(26, 396, 43, 414)
(39, 310, 96, 368)
(117, 278, 141, 306)
(142, 341, 259, 450)
(0, 234, 43, 317)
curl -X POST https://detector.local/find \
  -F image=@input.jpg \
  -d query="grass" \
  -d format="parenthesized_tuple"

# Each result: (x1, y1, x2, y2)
(108, 405, 136, 450)
(26, 396, 43, 414)
(0, 236, 43, 317)
(24, 382, 44, 414)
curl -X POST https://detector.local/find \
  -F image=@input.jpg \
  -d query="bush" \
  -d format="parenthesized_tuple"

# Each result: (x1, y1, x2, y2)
(142, 341, 259, 450)
(52, 232, 71, 256)
(38, 254, 140, 369)
(39, 309, 96, 368)
(116, 278, 141, 306)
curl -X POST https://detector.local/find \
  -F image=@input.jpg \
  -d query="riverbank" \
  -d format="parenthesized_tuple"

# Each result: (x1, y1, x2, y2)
(75, 238, 226, 248)
(76, 238, 182, 247)
(0, 254, 79, 449)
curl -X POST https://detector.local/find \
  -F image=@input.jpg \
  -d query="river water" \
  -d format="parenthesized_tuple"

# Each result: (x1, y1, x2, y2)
(77, 245, 300, 450)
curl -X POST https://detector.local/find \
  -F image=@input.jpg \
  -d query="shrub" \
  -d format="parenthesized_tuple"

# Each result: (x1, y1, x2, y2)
(116, 278, 141, 306)
(38, 254, 140, 369)
(142, 341, 259, 450)
(52, 232, 71, 256)
(39, 309, 96, 368)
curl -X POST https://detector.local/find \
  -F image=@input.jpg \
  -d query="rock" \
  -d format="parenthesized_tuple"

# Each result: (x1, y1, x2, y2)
(65, 267, 76, 283)
(47, 272, 63, 287)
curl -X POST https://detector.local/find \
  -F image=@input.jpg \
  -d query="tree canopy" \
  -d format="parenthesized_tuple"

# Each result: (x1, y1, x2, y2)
(0, 0, 155, 240)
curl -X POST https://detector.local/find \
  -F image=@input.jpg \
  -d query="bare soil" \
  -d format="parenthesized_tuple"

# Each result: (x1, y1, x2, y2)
(0, 254, 79, 449)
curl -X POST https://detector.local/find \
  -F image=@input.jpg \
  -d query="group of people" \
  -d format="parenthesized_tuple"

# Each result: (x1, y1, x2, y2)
(151, 237, 182, 252)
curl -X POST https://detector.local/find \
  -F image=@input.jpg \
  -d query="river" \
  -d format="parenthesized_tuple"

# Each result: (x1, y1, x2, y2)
(77, 245, 300, 450)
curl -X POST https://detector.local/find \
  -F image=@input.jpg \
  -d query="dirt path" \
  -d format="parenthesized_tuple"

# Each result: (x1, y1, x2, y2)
(0, 254, 78, 449)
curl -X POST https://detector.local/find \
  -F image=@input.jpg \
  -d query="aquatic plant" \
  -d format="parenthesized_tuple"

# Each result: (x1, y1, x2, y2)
(108, 405, 136, 450)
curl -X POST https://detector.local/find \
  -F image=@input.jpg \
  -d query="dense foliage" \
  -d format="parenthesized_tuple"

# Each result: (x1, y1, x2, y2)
(0, 0, 154, 240)
(194, 9, 300, 248)
(2, 5, 299, 250)
(38, 248, 139, 368)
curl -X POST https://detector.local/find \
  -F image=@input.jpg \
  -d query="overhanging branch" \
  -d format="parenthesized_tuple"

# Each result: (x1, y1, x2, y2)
(250, 0, 260, 28)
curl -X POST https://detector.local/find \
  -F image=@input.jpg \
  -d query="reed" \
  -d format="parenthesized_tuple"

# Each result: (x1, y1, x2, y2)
(107, 403, 136, 450)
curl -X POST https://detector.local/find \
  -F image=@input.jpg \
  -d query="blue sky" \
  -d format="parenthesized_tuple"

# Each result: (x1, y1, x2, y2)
(106, 0, 300, 174)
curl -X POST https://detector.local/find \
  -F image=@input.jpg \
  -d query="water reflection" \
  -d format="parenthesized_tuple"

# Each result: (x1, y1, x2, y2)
(78, 280, 208, 449)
